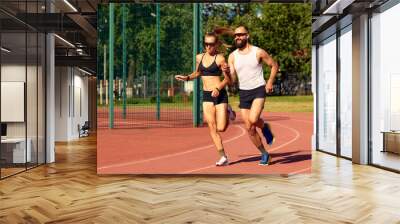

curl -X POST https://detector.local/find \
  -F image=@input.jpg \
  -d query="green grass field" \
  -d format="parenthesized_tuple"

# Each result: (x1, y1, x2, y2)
(98, 95, 314, 113)
(230, 95, 314, 113)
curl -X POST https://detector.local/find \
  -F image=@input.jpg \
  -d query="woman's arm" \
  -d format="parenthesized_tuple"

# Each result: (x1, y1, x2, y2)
(175, 54, 202, 81)
(216, 54, 231, 91)
(175, 54, 203, 81)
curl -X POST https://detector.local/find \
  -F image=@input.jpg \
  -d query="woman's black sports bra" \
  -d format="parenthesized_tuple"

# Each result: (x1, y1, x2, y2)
(198, 54, 222, 76)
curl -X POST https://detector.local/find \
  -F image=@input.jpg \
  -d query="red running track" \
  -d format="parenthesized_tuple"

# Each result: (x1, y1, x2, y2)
(97, 112, 313, 174)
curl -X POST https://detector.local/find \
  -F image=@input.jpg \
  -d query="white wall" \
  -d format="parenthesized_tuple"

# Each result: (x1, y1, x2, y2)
(1, 65, 26, 138)
(1, 63, 46, 164)
(55, 66, 89, 141)
(1, 65, 26, 81)
(74, 71, 89, 134)
(55, 66, 68, 141)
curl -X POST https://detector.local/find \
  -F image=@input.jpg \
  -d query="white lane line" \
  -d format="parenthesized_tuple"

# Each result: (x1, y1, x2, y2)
(97, 125, 247, 171)
(181, 121, 301, 174)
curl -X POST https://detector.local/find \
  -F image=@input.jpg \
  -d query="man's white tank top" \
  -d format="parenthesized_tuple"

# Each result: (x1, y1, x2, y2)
(233, 45, 265, 90)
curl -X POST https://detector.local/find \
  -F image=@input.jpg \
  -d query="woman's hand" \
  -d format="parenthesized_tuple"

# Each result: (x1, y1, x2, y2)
(211, 88, 220, 97)
(221, 62, 230, 74)
(175, 75, 187, 81)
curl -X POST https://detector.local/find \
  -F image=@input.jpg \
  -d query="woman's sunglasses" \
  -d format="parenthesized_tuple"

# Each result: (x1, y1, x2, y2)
(204, 42, 216, 47)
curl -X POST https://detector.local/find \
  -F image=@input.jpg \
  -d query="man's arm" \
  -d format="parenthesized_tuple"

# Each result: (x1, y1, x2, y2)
(227, 53, 237, 85)
(258, 49, 279, 93)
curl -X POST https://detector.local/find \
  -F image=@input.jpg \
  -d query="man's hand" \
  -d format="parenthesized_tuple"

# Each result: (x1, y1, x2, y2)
(211, 88, 220, 97)
(265, 80, 273, 93)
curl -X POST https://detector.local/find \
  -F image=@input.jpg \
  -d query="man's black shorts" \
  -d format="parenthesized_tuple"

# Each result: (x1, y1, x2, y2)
(203, 89, 228, 105)
(238, 85, 266, 109)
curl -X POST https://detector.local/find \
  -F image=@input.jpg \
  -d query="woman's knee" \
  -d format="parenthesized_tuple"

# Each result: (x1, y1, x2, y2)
(208, 121, 218, 131)
(208, 121, 216, 128)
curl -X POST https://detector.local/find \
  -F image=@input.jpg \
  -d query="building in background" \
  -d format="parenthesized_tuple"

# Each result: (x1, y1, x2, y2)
(0, 0, 98, 179)
(312, 0, 400, 172)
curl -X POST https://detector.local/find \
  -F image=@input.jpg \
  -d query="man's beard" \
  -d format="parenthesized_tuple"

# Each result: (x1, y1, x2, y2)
(235, 39, 247, 49)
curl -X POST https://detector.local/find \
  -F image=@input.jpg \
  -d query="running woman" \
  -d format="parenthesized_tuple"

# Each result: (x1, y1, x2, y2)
(176, 32, 234, 166)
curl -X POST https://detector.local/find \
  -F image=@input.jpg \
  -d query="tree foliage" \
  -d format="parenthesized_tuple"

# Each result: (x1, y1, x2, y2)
(98, 3, 312, 84)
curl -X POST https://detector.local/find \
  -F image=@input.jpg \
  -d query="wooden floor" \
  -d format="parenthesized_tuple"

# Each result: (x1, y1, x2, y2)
(1, 135, 400, 223)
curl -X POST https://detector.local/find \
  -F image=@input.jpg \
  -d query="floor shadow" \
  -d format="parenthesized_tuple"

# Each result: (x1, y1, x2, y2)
(229, 156, 261, 165)
(269, 151, 303, 157)
(231, 151, 310, 166)
(270, 154, 311, 165)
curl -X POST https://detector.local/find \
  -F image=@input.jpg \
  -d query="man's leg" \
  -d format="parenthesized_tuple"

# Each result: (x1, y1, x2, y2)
(248, 98, 268, 148)
(249, 98, 274, 145)
(240, 108, 263, 149)
(248, 98, 272, 165)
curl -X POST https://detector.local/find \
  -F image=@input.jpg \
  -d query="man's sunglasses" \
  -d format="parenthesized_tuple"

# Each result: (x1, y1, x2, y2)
(204, 42, 216, 47)
(234, 33, 248, 38)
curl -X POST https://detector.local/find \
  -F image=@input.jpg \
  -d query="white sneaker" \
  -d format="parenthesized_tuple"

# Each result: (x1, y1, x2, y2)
(216, 156, 229, 166)
(227, 105, 236, 121)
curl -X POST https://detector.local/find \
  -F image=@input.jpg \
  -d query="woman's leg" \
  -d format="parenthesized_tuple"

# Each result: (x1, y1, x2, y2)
(215, 103, 228, 132)
(203, 102, 228, 165)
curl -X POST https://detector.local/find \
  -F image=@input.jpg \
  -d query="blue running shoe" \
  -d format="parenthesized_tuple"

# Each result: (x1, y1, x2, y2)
(262, 122, 275, 146)
(259, 153, 271, 166)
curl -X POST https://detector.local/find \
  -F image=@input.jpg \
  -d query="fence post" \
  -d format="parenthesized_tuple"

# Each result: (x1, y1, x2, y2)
(108, 3, 115, 128)
(156, 3, 161, 120)
(122, 3, 127, 119)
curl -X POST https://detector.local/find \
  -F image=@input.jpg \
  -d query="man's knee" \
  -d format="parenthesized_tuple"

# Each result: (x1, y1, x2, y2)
(244, 122, 252, 131)
(248, 116, 259, 125)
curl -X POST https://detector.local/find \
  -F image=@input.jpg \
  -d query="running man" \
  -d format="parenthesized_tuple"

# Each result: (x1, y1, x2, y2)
(225, 25, 279, 165)
(176, 32, 234, 166)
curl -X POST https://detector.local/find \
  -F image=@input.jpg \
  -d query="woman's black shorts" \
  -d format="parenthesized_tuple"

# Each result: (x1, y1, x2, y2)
(203, 89, 228, 105)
